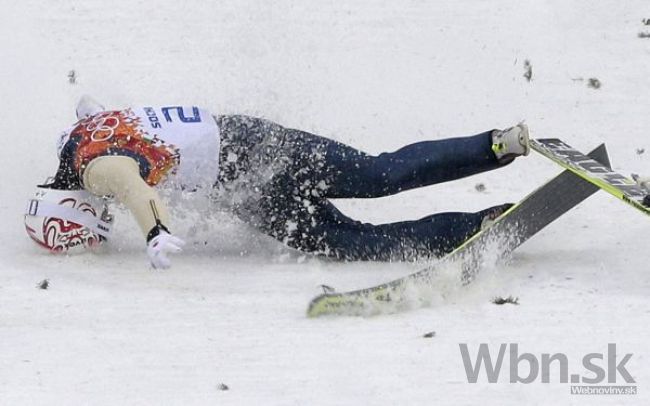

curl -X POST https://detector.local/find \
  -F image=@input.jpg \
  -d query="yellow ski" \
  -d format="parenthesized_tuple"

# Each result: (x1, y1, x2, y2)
(531, 139, 650, 217)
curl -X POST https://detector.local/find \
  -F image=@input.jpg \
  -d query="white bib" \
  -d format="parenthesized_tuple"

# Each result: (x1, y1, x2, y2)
(131, 106, 221, 190)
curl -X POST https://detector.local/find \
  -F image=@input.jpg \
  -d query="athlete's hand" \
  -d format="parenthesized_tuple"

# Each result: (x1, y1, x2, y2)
(147, 233, 185, 269)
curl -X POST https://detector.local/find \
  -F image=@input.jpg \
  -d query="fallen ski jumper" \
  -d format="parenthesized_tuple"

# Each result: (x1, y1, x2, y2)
(25, 97, 532, 267)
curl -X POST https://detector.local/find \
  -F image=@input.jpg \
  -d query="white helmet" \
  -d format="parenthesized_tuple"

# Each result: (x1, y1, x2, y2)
(24, 185, 114, 254)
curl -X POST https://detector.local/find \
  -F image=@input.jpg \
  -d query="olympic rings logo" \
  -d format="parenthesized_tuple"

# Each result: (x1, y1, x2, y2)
(86, 113, 120, 142)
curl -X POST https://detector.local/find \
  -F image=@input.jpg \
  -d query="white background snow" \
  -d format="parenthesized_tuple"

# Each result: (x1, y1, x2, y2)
(1, 0, 649, 404)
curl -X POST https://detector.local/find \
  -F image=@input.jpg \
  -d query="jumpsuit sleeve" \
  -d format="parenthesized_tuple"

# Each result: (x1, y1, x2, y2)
(82, 155, 172, 240)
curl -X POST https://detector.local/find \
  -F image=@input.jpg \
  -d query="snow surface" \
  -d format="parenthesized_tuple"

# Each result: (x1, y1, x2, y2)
(1, 0, 649, 404)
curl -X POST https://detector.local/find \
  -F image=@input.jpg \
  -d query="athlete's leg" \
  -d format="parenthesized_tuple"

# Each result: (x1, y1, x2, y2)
(215, 115, 511, 260)
(284, 200, 512, 261)
(319, 132, 504, 198)
(217, 115, 506, 200)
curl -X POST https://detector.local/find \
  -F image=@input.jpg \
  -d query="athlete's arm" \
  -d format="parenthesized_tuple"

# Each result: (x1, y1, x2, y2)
(83, 156, 184, 268)
(83, 155, 171, 238)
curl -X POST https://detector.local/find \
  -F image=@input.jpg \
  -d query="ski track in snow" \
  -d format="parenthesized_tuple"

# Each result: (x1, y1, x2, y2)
(1, 0, 649, 405)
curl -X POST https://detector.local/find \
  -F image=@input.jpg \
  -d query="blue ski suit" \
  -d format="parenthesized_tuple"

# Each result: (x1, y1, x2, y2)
(216, 115, 510, 261)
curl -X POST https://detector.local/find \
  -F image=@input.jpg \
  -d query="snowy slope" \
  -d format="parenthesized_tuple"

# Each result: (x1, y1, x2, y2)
(1, 0, 648, 405)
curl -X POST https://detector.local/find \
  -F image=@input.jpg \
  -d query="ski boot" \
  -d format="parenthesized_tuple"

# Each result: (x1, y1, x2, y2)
(492, 123, 530, 164)
(480, 203, 514, 230)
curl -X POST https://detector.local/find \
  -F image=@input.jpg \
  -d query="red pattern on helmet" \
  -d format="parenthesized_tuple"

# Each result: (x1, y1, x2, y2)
(26, 197, 101, 253)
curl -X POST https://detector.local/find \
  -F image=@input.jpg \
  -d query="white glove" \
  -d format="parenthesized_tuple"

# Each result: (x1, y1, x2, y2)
(147, 233, 185, 269)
